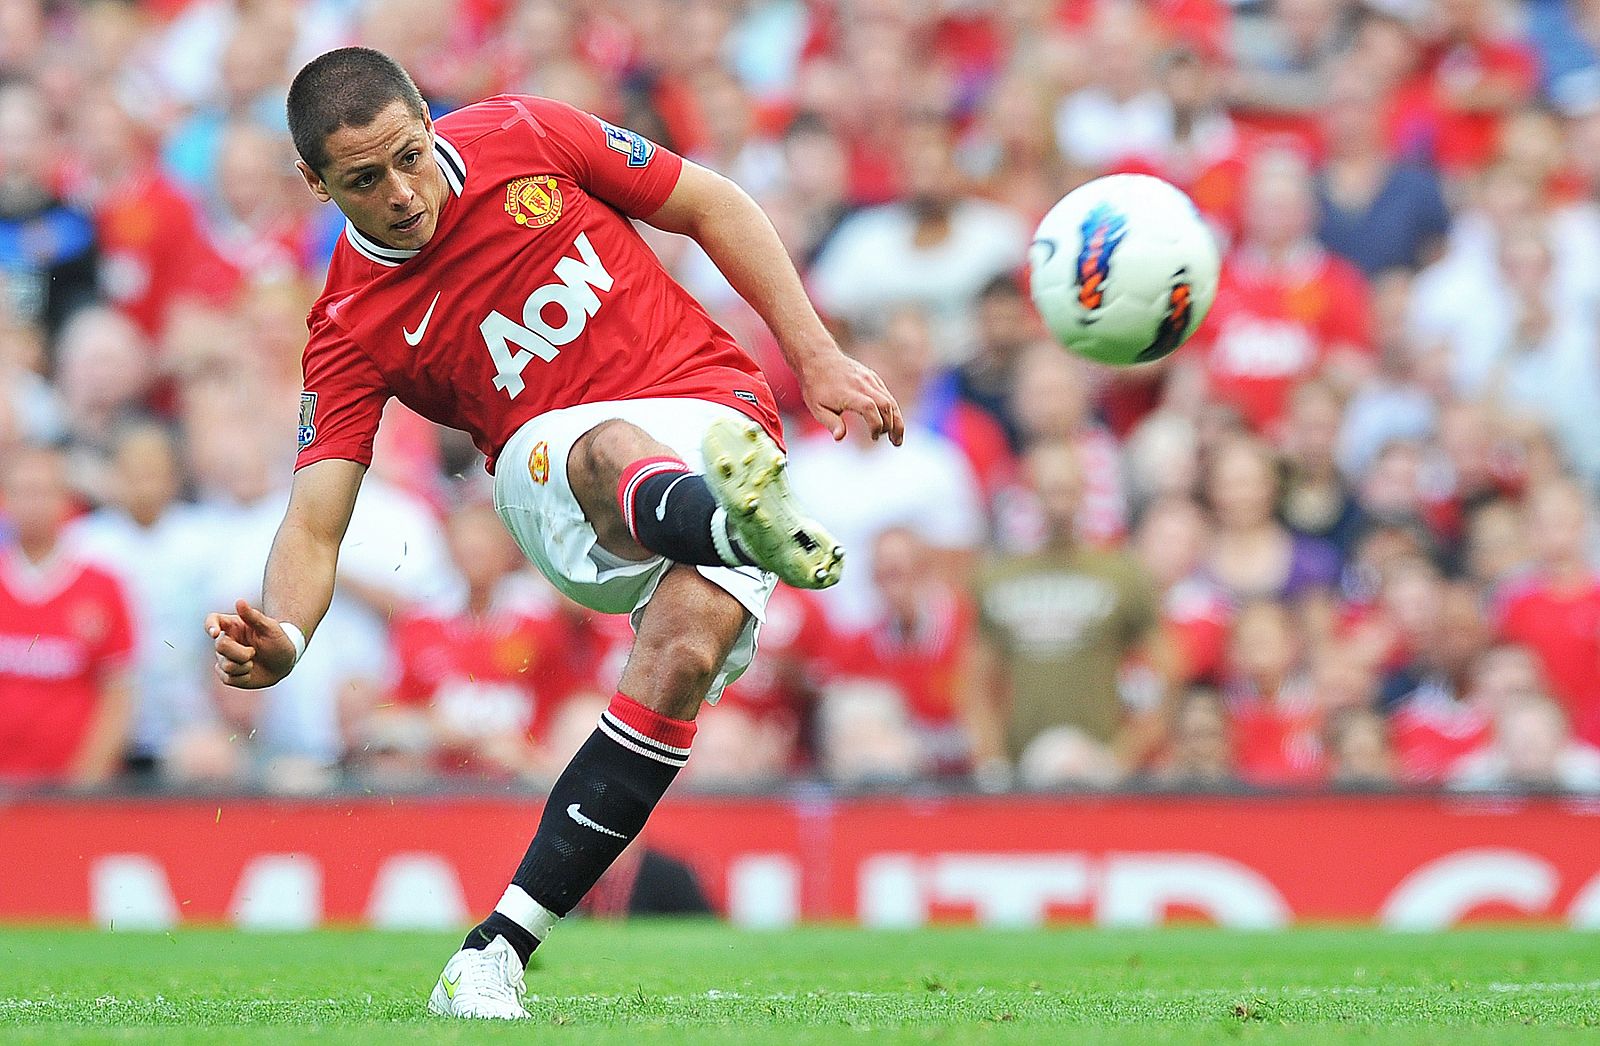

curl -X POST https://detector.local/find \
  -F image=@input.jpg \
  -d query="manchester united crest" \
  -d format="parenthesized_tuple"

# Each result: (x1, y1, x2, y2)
(529, 440, 550, 485)
(505, 175, 563, 229)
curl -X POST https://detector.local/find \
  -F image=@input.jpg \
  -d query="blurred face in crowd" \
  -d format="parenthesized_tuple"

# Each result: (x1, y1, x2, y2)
(1328, 707, 1393, 785)
(1242, 152, 1315, 254)
(1134, 496, 1209, 590)
(218, 122, 299, 225)
(1206, 439, 1279, 532)
(0, 81, 51, 203)
(1435, 582, 1490, 681)
(1013, 344, 1090, 444)
(72, 90, 149, 180)
(1169, 689, 1232, 783)
(881, 308, 939, 400)
(1526, 480, 1590, 571)
(1313, 642, 1379, 712)
(1477, 166, 1541, 239)
(973, 278, 1037, 362)
(112, 425, 182, 528)
(694, 69, 755, 157)
(1498, 225, 1554, 300)
(1228, 601, 1300, 691)
(781, 119, 849, 207)
(899, 119, 960, 221)
(298, 99, 448, 252)
(1323, 62, 1385, 158)
(1465, 499, 1528, 586)
(1278, 0, 1339, 52)
(56, 307, 150, 420)
(1283, 381, 1342, 473)
(871, 527, 929, 624)
(1380, 555, 1442, 642)
(1359, 440, 1422, 519)
(1, 446, 72, 553)
(1352, 12, 1421, 90)
(1370, 269, 1417, 365)
(1026, 441, 1084, 544)
(1468, 645, 1545, 716)
(1496, 697, 1571, 786)
(448, 503, 522, 596)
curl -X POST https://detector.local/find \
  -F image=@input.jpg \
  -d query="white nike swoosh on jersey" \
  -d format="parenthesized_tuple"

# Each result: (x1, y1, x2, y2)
(566, 803, 627, 838)
(403, 292, 442, 346)
(654, 474, 690, 522)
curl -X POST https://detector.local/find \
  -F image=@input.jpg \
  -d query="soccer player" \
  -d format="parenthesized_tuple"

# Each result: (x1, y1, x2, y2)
(204, 48, 902, 1020)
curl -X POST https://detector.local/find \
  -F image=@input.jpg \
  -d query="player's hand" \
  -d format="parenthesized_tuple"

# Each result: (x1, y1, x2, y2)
(798, 351, 905, 446)
(204, 600, 297, 690)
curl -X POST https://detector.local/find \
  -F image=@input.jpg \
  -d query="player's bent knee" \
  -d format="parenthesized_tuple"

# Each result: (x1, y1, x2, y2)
(637, 629, 727, 693)
(571, 419, 660, 486)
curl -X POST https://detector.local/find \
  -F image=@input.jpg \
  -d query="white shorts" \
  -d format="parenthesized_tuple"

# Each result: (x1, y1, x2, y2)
(493, 397, 778, 703)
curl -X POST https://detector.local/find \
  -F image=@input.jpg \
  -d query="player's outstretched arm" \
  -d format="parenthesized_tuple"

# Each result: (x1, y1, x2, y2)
(644, 161, 904, 446)
(205, 458, 366, 689)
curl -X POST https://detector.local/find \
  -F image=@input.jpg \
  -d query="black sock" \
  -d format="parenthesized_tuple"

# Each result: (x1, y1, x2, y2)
(463, 693, 695, 963)
(617, 456, 754, 567)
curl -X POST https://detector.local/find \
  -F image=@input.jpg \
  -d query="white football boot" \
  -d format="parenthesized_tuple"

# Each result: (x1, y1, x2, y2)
(427, 936, 530, 1020)
(702, 417, 845, 590)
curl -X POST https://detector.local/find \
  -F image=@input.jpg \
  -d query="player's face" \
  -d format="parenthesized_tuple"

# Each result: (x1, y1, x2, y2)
(298, 100, 447, 251)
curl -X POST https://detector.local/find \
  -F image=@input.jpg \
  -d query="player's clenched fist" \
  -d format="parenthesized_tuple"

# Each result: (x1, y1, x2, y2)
(205, 599, 298, 689)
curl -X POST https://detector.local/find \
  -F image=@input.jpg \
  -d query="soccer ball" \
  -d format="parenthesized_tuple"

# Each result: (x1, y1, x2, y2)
(1027, 174, 1220, 366)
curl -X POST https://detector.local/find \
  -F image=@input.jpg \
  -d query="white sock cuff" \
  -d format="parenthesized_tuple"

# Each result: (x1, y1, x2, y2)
(710, 506, 741, 567)
(494, 884, 561, 941)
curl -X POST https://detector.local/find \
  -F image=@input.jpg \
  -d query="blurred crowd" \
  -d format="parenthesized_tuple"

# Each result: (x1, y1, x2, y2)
(5, 0, 1600, 795)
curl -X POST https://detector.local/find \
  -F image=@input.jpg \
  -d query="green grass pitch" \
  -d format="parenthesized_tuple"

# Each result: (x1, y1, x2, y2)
(0, 923, 1596, 1043)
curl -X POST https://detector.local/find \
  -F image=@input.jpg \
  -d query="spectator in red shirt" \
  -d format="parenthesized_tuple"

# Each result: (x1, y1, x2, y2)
(1223, 599, 1321, 785)
(66, 88, 241, 338)
(1153, 687, 1236, 787)
(828, 527, 975, 775)
(1392, 641, 1541, 784)
(1188, 148, 1375, 435)
(1420, 0, 1539, 177)
(715, 581, 832, 771)
(1494, 478, 1600, 746)
(375, 503, 568, 778)
(1133, 495, 1230, 687)
(0, 444, 134, 784)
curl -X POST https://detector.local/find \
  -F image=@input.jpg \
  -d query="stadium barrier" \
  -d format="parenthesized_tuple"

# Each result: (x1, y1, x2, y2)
(3, 793, 1598, 929)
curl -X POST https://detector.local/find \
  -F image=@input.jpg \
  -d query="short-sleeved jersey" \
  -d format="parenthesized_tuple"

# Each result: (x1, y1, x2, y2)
(297, 95, 782, 474)
(0, 547, 135, 781)
(1190, 245, 1373, 435)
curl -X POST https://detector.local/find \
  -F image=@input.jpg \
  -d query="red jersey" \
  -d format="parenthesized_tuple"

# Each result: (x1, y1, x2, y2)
(1192, 245, 1373, 434)
(1495, 574, 1600, 746)
(1423, 37, 1538, 175)
(93, 167, 242, 337)
(1390, 690, 1491, 784)
(830, 588, 973, 731)
(719, 583, 833, 731)
(297, 96, 781, 475)
(392, 600, 633, 744)
(0, 547, 135, 781)
(1164, 576, 1230, 685)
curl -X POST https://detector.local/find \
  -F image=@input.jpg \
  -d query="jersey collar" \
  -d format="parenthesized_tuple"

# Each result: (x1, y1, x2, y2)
(343, 131, 468, 268)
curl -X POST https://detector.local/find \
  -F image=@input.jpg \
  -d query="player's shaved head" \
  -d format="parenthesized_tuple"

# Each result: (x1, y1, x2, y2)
(287, 47, 426, 173)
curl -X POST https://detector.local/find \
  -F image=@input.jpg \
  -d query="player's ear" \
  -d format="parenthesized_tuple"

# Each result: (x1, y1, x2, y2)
(296, 159, 333, 204)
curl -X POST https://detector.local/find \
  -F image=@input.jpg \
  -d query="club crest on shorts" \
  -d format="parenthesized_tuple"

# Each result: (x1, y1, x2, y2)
(504, 175, 563, 229)
(297, 391, 318, 450)
(529, 440, 551, 485)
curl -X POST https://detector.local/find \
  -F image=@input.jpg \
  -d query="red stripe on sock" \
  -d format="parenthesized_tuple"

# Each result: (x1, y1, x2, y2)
(607, 692, 697, 750)
(616, 456, 689, 538)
